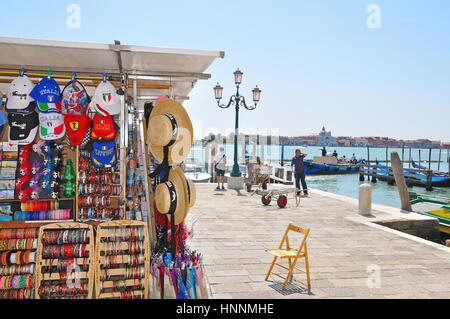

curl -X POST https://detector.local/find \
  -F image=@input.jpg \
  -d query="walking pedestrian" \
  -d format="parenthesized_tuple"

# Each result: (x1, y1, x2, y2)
(214, 147, 227, 190)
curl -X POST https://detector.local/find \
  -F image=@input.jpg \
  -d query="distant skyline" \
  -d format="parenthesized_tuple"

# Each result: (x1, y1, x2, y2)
(0, 1, 449, 141)
(202, 129, 450, 143)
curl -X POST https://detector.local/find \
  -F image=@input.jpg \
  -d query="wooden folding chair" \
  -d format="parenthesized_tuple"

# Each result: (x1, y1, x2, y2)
(265, 224, 310, 289)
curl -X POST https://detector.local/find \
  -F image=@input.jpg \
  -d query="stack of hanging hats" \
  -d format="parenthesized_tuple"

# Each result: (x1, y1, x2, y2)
(64, 114, 92, 146)
(91, 141, 117, 168)
(60, 78, 90, 115)
(30, 74, 62, 112)
(149, 98, 196, 226)
(60, 77, 92, 146)
(91, 79, 121, 116)
(154, 166, 196, 225)
(147, 99, 193, 166)
(7, 112, 39, 145)
(30, 74, 66, 141)
(39, 112, 66, 141)
(6, 74, 39, 145)
(88, 80, 120, 167)
(5, 74, 37, 114)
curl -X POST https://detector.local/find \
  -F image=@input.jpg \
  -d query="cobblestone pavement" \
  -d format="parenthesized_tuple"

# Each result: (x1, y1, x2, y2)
(188, 184, 450, 299)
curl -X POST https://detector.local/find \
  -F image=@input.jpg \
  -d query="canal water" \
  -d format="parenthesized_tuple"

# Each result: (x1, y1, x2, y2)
(189, 144, 450, 208)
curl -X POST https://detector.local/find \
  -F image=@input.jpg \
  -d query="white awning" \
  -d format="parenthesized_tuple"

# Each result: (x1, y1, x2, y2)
(0, 36, 224, 105)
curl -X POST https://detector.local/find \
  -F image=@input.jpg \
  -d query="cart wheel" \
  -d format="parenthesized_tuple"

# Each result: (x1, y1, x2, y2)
(261, 195, 271, 206)
(262, 180, 268, 190)
(246, 183, 252, 193)
(277, 195, 287, 208)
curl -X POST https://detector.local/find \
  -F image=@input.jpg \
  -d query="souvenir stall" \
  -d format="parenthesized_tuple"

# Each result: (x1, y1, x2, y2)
(0, 36, 223, 299)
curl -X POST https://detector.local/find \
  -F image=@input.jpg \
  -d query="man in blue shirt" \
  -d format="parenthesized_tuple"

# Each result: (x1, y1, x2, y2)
(291, 149, 308, 196)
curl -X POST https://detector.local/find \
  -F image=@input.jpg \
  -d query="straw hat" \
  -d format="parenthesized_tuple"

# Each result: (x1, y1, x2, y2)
(147, 99, 193, 165)
(154, 167, 187, 226)
(174, 167, 196, 221)
(182, 174, 196, 209)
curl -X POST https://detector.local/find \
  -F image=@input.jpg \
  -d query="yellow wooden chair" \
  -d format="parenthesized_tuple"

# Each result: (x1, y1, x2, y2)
(265, 224, 311, 289)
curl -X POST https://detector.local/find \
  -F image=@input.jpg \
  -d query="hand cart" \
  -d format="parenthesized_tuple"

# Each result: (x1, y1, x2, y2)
(252, 187, 301, 208)
(245, 163, 271, 192)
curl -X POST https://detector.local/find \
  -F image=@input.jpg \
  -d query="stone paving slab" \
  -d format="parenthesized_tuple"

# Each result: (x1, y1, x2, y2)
(188, 184, 450, 299)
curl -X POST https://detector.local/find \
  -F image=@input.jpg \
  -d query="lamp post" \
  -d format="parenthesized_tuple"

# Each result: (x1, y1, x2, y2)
(214, 68, 261, 177)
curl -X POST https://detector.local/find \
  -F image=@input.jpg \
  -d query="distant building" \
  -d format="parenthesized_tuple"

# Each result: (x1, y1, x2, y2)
(353, 137, 369, 147)
(315, 127, 338, 146)
(441, 142, 450, 150)
(431, 140, 441, 149)
(336, 136, 352, 147)
(229, 132, 447, 149)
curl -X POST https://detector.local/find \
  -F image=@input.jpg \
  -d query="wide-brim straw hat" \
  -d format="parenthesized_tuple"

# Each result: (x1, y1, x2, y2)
(172, 167, 196, 222)
(180, 169, 196, 209)
(148, 99, 193, 166)
(154, 167, 187, 226)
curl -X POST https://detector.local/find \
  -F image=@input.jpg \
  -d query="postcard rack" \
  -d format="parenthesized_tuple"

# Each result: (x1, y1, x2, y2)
(34, 222, 94, 299)
(94, 220, 149, 299)
(0, 226, 39, 299)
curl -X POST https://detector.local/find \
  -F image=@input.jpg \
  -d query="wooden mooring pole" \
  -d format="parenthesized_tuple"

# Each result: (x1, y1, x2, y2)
(402, 145, 405, 164)
(409, 147, 412, 169)
(391, 152, 412, 211)
(428, 148, 432, 171)
(370, 147, 377, 183)
(385, 146, 388, 168)
(426, 170, 433, 191)
(419, 149, 421, 169)
(438, 148, 442, 172)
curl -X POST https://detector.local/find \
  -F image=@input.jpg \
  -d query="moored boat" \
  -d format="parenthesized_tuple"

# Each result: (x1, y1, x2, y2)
(304, 156, 360, 175)
(375, 162, 450, 187)
(184, 164, 212, 183)
(410, 195, 450, 234)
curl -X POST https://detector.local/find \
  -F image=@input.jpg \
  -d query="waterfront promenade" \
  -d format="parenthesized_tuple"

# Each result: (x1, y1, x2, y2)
(189, 184, 450, 299)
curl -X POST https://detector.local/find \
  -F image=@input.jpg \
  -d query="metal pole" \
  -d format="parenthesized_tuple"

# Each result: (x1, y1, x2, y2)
(231, 94, 241, 177)
(139, 113, 154, 249)
(119, 73, 127, 199)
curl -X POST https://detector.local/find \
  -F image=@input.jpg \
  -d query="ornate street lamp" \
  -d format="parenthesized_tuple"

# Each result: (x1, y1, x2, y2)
(214, 68, 261, 177)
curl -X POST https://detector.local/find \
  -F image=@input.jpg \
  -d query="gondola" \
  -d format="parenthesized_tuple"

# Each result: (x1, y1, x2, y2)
(304, 160, 360, 175)
(374, 162, 450, 187)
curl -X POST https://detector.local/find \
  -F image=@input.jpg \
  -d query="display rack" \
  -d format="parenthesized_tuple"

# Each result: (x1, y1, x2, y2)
(76, 146, 125, 222)
(94, 220, 150, 299)
(34, 222, 95, 299)
(0, 226, 38, 299)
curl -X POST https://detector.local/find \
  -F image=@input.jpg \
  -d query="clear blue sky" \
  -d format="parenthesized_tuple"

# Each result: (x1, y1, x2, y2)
(1, 0, 449, 141)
